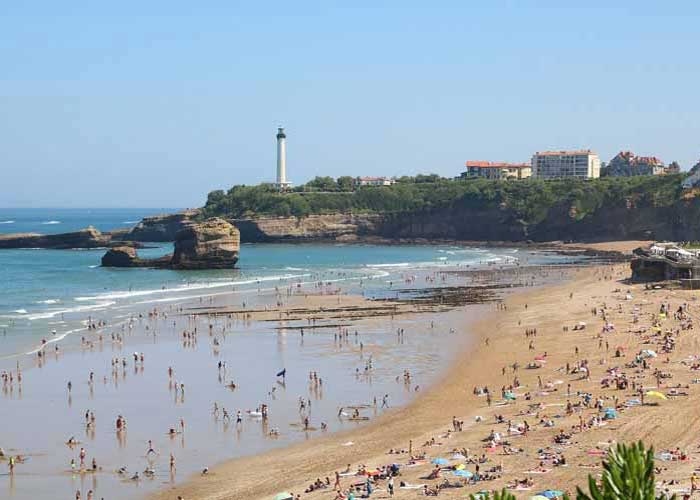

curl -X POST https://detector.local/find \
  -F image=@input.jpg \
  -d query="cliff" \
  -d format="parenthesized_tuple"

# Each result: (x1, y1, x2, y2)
(102, 218, 240, 269)
(225, 195, 700, 244)
(232, 214, 383, 242)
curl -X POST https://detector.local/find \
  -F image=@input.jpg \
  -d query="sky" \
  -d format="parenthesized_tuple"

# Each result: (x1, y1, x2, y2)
(1, 1, 699, 208)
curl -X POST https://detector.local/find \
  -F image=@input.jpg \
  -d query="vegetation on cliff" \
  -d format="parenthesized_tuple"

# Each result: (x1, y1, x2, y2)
(202, 174, 687, 225)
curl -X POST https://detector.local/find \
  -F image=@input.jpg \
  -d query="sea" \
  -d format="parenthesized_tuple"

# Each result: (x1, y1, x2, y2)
(0, 208, 579, 360)
(0, 208, 583, 499)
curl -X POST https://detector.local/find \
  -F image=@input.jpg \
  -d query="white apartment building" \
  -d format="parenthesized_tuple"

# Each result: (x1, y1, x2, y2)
(531, 150, 601, 179)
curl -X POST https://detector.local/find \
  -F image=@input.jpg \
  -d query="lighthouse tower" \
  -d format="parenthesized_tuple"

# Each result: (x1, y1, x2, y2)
(275, 127, 292, 190)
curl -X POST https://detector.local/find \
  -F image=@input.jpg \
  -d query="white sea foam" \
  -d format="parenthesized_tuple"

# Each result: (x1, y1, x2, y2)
(123, 220, 139, 223)
(74, 274, 311, 302)
(0, 220, 15, 224)
(41, 220, 61, 225)
(36, 299, 60, 304)
(26, 301, 116, 320)
(13, 309, 28, 314)
(25, 327, 86, 355)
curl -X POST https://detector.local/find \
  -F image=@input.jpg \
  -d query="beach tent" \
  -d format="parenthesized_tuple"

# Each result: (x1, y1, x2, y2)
(431, 458, 449, 465)
(273, 493, 293, 500)
(531, 496, 550, 500)
(641, 349, 657, 358)
(504, 392, 516, 400)
(646, 390, 667, 400)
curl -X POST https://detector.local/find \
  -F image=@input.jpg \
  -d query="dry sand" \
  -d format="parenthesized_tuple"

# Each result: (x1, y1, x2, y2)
(154, 248, 700, 500)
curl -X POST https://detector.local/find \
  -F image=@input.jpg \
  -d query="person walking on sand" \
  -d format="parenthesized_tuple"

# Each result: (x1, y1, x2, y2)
(334, 470, 340, 490)
(388, 476, 394, 496)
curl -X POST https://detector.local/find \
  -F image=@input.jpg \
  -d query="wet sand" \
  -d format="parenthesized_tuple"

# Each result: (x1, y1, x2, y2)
(155, 242, 700, 499)
(2, 265, 523, 500)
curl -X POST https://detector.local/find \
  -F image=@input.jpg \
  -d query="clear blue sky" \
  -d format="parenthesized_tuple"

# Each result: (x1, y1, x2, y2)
(2, 1, 699, 208)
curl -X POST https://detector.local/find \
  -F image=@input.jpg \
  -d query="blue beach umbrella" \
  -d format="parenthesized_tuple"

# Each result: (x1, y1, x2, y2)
(537, 490, 565, 499)
(453, 469, 473, 478)
(431, 458, 449, 465)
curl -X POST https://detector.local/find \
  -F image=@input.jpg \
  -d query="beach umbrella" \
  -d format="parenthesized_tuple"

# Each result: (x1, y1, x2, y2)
(530, 496, 550, 500)
(641, 349, 657, 358)
(273, 493, 293, 500)
(646, 390, 667, 400)
(504, 392, 516, 400)
(431, 458, 449, 465)
(453, 469, 473, 478)
(537, 490, 565, 499)
(455, 463, 466, 470)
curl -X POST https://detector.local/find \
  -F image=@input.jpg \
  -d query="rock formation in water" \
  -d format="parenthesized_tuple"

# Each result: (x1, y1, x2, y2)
(0, 226, 141, 250)
(124, 209, 200, 242)
(101, 218, 239, 270)
(170, 217, 240, 269)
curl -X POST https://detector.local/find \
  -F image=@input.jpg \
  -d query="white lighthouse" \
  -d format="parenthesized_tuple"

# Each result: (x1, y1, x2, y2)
(275, 127, 292, 190)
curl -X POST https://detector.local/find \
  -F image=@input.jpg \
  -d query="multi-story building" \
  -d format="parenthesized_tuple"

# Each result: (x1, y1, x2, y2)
(531, 150, 601, 179)
(355, 176, 396, 187)
(463, 161, 532, 180)
(604, 151, 665, 177)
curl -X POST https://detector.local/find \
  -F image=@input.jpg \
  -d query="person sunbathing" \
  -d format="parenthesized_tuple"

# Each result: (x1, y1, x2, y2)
(426, 465, 441, 480)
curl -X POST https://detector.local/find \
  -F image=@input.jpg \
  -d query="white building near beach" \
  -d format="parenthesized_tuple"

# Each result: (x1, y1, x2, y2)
(531, 150, 601, 179)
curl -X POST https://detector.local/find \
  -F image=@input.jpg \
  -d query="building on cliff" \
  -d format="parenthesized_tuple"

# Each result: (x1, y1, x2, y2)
(463, 161, 532, 180)
(531, 150, 600, 179)
(603, 151, 666, 177)
(355, 176, 396, 187)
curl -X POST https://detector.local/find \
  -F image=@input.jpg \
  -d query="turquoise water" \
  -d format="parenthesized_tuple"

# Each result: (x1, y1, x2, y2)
(0, 208, 577, 359)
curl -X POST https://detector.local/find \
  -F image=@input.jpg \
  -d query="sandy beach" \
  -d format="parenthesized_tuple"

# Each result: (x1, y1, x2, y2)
(152, 241, 700, 500)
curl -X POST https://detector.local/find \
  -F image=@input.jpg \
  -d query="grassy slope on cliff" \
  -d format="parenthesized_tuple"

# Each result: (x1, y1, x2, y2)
(201, 174, 687, 225)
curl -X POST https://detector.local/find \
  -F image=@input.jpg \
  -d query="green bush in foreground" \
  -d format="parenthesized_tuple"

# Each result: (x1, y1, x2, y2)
(470, 442, 676, 500)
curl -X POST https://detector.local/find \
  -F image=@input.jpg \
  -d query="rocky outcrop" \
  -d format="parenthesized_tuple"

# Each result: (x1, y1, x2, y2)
(171, 218, 240, 269)
(124, 209, 200, 242)
(102, 218, 239, 269)
(232, 214, 383, 242)
(0, 226, 134, 250)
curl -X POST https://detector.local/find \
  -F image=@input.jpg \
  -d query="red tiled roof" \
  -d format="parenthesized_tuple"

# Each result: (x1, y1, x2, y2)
(465, 161, 530, 168)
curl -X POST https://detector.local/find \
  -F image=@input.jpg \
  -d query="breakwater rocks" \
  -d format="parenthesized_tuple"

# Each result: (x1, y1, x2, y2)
(102, 218, 240, 270)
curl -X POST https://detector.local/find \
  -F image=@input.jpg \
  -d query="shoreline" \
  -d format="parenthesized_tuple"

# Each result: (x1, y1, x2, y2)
(155, 239, 700, 500)
(152, 265, 587, 500)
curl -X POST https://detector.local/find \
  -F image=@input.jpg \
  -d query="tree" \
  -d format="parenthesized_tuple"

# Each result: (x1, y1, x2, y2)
(337, 176, 355, 192)
(305, 176, 338, 192)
